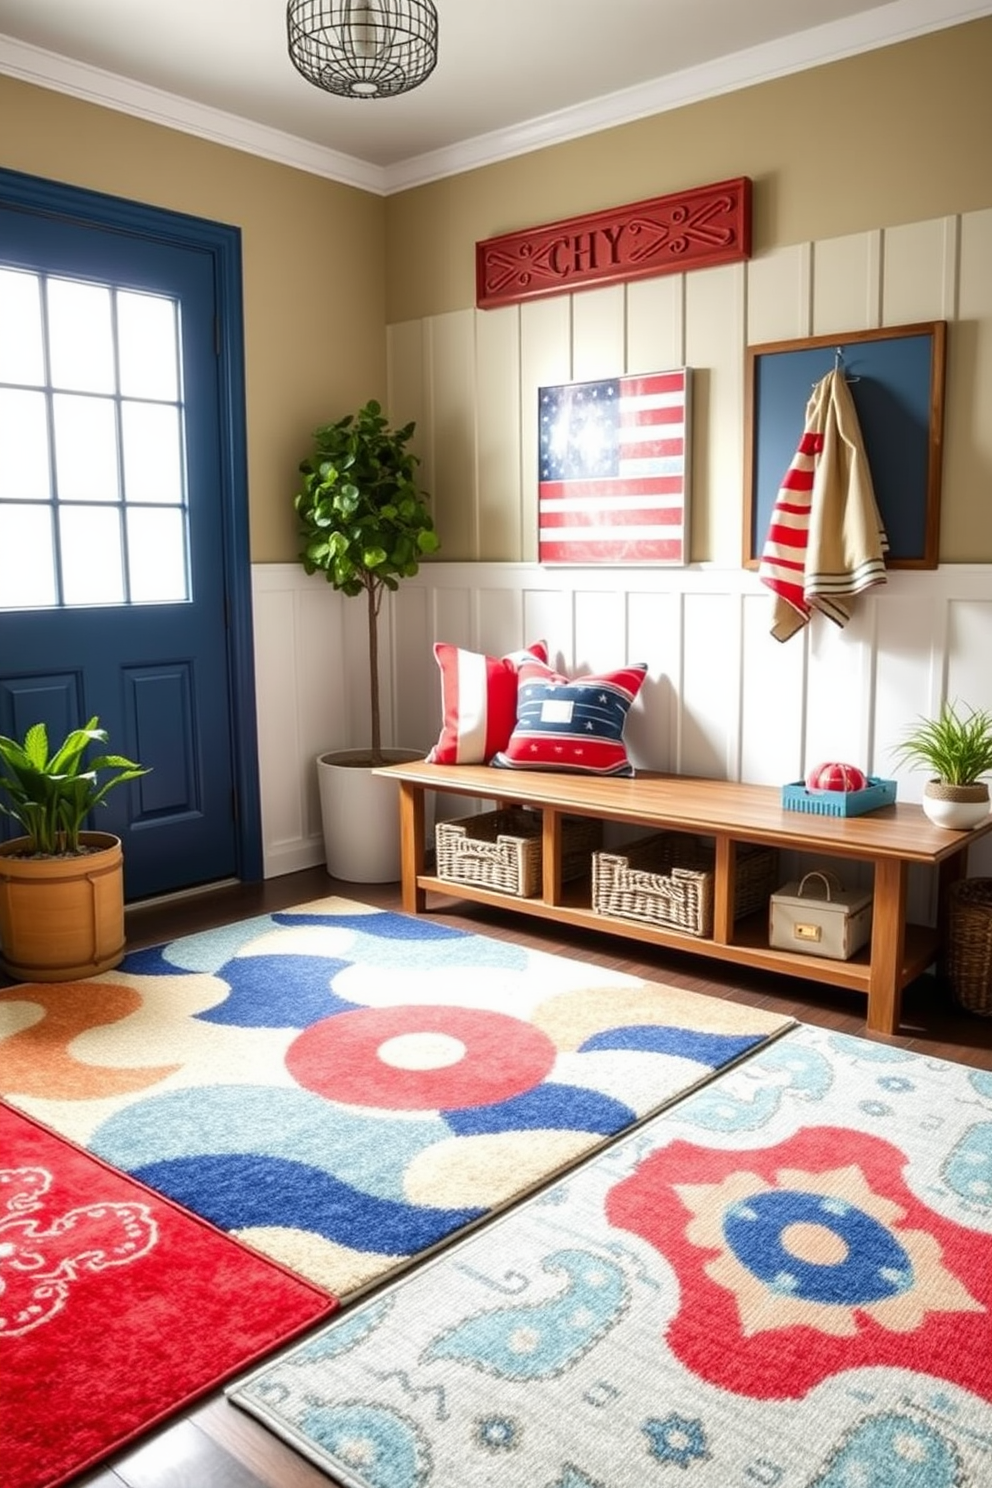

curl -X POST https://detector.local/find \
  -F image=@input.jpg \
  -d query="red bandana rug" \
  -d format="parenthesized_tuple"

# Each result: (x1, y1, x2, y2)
(0, 1103, 334, 1488)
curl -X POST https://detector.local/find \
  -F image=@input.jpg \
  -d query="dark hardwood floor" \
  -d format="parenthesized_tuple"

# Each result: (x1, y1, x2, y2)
(63, 865, 991, 1488)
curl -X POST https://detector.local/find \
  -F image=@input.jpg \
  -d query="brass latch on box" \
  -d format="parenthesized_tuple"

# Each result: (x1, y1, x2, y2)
(794, 922, 822, 942)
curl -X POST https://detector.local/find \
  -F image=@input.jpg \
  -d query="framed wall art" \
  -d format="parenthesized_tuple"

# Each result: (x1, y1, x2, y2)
(743, 321, 946, 569)
(538, 368, 691, 565)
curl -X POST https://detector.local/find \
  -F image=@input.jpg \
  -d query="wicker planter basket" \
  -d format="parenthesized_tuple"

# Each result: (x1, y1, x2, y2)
(945, 877, 992, 1015)
(0, 832, 125, 981)
(592, 832, 778, 938)
(436, 808, 602, 899)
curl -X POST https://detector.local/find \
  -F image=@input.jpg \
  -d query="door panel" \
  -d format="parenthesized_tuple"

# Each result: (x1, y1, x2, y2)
(0, 186, 249, 899)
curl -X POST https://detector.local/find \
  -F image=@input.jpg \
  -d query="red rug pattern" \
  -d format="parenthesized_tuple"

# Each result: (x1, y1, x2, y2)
(0, 1102, 335, 1488)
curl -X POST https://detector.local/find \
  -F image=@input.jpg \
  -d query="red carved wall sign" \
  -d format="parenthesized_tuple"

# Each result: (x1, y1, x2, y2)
(476, 177, 751, 310)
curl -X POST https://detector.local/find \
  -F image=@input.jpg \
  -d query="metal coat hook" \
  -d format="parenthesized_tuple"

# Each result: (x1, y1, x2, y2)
(813, 347, 860, 388)
(834, 346, 860, 381)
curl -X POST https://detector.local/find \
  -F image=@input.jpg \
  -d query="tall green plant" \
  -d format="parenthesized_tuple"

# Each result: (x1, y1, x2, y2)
(891, 701, 992, 785)
(0, 717, 148, 855)
(294, 399, 440, 765)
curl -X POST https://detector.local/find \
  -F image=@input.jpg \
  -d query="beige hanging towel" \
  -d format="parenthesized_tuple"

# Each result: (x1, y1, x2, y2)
(758, 368, 888, 642)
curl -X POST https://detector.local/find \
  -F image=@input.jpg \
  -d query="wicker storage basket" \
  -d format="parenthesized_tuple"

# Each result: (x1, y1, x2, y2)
(435, 808, 601, 899)
(945, 877, 992, 1016)
(592, 832, 778, 938)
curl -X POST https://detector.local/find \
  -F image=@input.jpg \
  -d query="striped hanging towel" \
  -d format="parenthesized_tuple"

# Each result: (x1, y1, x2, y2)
(759, 369, 888, 642)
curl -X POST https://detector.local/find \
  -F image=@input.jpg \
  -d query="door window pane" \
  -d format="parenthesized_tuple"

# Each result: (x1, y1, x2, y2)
(0, 505, 57, 608)
(0, 267, 189, 607)
(118, 291, 179, 400)
(126, 508, 187, 601)
(0, 389, 50, 501)
(53, 394, 120, 503)
(58, 505, 125, 604)
(47, 277, 115, 392)
(0, 268, 44, 384)
(122, 402, 183, 504)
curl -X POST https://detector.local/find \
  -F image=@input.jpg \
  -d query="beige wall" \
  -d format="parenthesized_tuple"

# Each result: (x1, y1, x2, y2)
(385, 20, 992, 323)
(0, 73, 387, 561)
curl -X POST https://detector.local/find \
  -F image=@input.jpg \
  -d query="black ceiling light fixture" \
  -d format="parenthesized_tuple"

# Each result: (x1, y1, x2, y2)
(286, 0, 439, 100)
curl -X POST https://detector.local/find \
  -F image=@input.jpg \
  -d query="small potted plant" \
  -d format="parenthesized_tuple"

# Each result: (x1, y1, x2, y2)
(0, 717, 149, 980)
(295, 399, 440, 881)
(891, 700, 992, 829)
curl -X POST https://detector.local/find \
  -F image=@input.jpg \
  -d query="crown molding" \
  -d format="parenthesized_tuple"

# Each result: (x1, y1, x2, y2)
(2, 0, 991, 197)
(0, 33, 383, 193)
(383, 0, 992, 190)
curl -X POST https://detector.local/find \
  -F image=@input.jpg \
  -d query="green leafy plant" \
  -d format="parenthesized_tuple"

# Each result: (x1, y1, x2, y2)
(295, 399, 440, 765)
(891, 701, 992, 786)
(0, 717, 149, 855)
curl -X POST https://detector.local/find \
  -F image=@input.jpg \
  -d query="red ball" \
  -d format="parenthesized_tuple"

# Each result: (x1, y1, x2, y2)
(805, 761, 868, 793)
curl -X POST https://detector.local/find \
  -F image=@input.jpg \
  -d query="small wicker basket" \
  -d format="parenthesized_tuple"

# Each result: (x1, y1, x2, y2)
(592, 832, 778, 938)
(435, 808, 601, 899)
(945, 877, 992, 1016)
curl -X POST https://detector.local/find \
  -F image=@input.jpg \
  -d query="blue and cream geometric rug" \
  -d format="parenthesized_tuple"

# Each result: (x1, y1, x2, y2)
(0, 896, 791, 1300)
(230, 1022, 992, 1487)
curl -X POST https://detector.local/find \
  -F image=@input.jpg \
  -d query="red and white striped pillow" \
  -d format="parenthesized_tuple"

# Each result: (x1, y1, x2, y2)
(426, 640, 548, 765)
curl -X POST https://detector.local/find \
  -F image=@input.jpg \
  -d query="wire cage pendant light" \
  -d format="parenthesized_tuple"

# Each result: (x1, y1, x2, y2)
(287, 0, 439, 100)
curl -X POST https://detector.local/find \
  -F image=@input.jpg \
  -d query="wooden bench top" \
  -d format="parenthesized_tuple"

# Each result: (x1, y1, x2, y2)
(378, 761, 991, 867)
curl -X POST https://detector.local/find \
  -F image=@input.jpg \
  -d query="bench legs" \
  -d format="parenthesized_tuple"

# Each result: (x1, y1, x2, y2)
(866, 857, 907, 1035)
(398, 782, 426, 914)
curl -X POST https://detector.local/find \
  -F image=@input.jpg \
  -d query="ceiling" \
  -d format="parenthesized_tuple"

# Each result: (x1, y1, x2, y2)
(1, 0, 989, 193)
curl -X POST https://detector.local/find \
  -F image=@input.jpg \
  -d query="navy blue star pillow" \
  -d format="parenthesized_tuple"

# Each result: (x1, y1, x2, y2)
(492, 658, 647, 776)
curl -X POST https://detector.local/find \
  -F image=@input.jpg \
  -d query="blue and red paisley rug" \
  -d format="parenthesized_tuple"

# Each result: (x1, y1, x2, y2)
(230, 1022, 992, 1488)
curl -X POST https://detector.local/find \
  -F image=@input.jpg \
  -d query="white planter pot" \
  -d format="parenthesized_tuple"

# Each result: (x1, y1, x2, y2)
(921, 781, 991, 830)
(317, 748, 432, 883)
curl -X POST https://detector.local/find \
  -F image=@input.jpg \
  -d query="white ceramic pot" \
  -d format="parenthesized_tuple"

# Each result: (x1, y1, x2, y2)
(921, 780, 991, 830)
(316, 747, 433, 883)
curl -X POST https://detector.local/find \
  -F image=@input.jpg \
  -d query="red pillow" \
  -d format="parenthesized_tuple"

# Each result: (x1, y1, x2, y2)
(426, 641, 549, 765)
(492, 658, 647, 776)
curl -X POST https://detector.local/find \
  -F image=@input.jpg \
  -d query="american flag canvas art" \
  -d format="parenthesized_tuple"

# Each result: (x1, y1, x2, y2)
(538, 369, 691, 564)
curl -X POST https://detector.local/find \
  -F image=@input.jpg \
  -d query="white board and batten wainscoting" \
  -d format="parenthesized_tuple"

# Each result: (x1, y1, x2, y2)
(251, 560, 992, 930)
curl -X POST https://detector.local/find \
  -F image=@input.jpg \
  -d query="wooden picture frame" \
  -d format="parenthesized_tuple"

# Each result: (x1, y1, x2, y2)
(743, 321, 946, 569)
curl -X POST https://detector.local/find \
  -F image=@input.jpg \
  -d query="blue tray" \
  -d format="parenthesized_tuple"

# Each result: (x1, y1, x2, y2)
(781, 777, 898, 817)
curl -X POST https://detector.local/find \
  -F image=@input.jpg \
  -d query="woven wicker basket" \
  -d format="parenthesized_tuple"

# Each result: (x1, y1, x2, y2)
(435, 808, 601, 899)
(592, 832, 778, 938)
(945, 877, 992, 1016)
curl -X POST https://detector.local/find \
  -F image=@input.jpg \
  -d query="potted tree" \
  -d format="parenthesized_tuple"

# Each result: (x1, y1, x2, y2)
(0, 717, 149, 980)
(891, 701, 992, 829)
(295, 399, 440, 881)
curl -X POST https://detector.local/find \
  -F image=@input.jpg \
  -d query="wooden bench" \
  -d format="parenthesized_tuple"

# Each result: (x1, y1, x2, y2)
(376, 761, 992, 1036)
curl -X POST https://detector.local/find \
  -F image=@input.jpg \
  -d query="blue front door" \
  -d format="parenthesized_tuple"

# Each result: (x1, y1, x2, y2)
(0, 172, 260, 899)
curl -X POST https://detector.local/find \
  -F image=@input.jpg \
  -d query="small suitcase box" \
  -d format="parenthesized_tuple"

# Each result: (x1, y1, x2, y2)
(769, 870, 873, 960)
